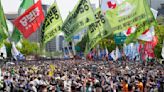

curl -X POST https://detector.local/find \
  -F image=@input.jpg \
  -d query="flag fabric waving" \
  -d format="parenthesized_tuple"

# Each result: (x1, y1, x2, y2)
(125, 8, 156, 43)
(11, 0, 34, 43)
(101, 0, 156, 34)
(13, 0, 44, 38)
(137, 8, 158, 41)
(42, 3, 63, 44)
(88, 9, 109, 47)
(0, 1, 8, 47)
(62, 0, 95, 41)
(84, 8, 111, 55)
(138, 26, 155, 42)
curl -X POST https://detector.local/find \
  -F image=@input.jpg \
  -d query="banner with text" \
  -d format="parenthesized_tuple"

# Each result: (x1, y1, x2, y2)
(42, 3, 63, 44)
(14, 0, 44, 38)
(62, 0, 95, 41)
(104, 0, 155, 34)
(85, 8, 111, 55)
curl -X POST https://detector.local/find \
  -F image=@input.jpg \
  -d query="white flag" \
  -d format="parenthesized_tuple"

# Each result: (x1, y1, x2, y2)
(138, 8, 158, 41)
(110, 50, 116, 61)
(0, 44, 7, 59)
(115, 46, 120, 60)
(11, 42, 20, 60)
(138, 26, 155, 41)
(122, 26, 137, 36)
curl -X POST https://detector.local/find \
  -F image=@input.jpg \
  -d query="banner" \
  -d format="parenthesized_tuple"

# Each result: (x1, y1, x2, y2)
(13, 0, 44, 38)
(42, 3, 63, 44)
(102, 0, 155, 34)
(11, 0, 34, 43)
(62, 0, 95, 41)
(0, 1, 8, 47)
(84, 8, 112, 54)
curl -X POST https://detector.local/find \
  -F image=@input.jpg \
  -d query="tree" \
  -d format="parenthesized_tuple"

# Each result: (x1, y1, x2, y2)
(17, 39, 39, 56)
(154, 25, 164, 58)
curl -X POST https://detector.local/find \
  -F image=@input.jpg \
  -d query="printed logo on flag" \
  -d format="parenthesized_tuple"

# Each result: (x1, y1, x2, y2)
(117, 2, 134, 17)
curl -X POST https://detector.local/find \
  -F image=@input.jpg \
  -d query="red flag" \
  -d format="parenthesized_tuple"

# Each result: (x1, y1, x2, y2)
(13, 0, 44, 38)
(144, 42, 155, 58)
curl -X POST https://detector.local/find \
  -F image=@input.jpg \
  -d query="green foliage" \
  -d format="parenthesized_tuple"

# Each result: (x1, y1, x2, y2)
(99, 38, 116, 52)
(18, 39, 39, 56)
(154, 25, 164, 58)
(76, 35, 88, 52)
(156, 16, 164, 25)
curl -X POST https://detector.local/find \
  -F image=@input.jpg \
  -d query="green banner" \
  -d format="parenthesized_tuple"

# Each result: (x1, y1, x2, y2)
(85, 8, 111, 55)
(42, 3, 63, 44)
(105, 0, 155, 34)
(125, 17, 156, 44)
(62, 0, 95, 41)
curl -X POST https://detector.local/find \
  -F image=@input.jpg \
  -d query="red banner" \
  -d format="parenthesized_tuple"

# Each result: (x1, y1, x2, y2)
(13, 0, 44, 38)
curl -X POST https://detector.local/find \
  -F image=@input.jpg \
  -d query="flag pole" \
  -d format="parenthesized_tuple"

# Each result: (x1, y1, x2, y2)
(32, 0, 45, 60)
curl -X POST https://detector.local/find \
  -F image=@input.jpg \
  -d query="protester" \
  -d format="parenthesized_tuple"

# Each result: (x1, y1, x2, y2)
(0, 60, 163, 92)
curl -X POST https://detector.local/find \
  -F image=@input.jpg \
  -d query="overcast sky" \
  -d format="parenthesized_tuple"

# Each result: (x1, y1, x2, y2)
(1, 0, 100, 20)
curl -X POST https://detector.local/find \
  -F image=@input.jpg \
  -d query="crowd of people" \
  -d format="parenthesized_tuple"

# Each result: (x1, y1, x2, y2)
(0, 60, 163, 92)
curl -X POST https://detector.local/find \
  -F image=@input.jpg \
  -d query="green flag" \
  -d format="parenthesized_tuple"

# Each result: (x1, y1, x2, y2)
(42, 3, 63, 44)
(62, 0, 95, 41)
(105, 0, 155, 34)
(125, 0, 156, 44)
(84, 8, 111, 55)
(0, 24, 7, 47)
(0, 1, 8, 47)
(11, 0, 34, 43)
